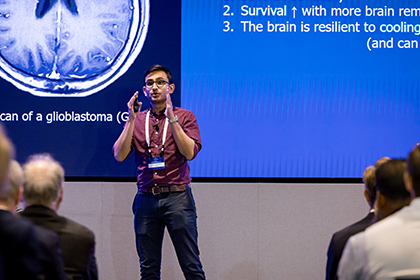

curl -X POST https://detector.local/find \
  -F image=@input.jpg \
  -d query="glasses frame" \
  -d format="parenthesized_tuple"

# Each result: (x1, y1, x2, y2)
(145, 79, 170, 89)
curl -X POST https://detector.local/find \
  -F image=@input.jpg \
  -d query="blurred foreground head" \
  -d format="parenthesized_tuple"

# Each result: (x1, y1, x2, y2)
(0, 160, 23, 212)
(0, 124, 13, 197)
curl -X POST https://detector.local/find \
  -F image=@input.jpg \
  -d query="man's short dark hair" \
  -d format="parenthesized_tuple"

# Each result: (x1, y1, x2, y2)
(144, 65, 173, 84)
(375, 159, 410, 200)
(407, 144, 420, 196)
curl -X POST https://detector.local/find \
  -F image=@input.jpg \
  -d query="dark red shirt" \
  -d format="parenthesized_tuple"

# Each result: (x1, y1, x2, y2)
(130, 107, 201, 188)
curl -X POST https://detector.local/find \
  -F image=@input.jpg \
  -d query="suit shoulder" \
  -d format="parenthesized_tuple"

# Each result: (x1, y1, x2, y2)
(0, 210, 35, 237)
(34, 225, 59, 243)
(58, 216, 95, 240)
(333, 213, 374, 240)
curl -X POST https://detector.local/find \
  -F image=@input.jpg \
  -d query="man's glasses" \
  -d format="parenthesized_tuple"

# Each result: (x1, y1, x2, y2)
(145, 79, 170, 89)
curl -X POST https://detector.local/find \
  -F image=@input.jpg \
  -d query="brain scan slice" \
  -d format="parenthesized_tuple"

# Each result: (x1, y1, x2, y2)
(0, 0, 149, 97)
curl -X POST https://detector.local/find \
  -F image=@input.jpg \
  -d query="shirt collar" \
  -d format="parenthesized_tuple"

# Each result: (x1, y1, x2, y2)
(149, 106, 166, 118)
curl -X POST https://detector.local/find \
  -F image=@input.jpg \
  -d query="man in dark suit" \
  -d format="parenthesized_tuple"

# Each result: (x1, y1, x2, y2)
(7, 159, 66, 280)
(20, 153, 98, 280)
(34, 225, 67, 280)
(0, 126, 41, 280)
(325, 157, 390, 280)
(0, 205, 41, 280)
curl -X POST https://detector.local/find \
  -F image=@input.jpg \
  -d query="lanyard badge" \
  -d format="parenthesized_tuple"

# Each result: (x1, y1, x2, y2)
(145, 110, 169, 170)
(147, 156, 165, 170)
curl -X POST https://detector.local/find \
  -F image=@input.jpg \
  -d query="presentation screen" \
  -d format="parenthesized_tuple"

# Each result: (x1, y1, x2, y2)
(0, 0, 419, 179)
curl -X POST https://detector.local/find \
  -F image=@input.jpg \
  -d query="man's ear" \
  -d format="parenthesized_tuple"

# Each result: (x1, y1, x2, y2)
(374, 190, 385, 213)
(54, 186, 64, 211)
(363, 189, 370, 205)
(15, 187, 23, 208)
(404, 171, 414, 197)
(169, 83, 175, 94)
(377, 192, 386, 208)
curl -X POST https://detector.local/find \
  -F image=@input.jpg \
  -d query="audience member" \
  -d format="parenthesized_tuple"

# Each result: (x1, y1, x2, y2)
(325, 157, 390, 280)
(373, 159, 411, 222)
(338, 157, 418, 279)
(0, 125, 41, 280)
(20, 153, 98, 280)
(8, 160, 67, 280)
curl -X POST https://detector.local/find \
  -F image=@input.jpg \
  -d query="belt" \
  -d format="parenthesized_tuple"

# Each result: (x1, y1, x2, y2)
(138, 184, 188, 195)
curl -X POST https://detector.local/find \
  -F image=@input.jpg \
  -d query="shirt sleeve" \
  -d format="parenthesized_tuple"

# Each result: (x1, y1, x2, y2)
(181, 110, 202, 160)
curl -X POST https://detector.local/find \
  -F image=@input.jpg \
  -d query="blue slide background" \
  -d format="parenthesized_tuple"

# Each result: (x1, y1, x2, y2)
(0, 0, 419, 178)
(182, 0, 420, 177)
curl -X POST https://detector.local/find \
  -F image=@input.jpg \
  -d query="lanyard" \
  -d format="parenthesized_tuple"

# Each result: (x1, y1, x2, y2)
(145, 110, 169, 155)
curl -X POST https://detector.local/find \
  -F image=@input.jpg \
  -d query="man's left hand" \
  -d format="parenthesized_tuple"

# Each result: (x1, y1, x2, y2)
(165, 92, 175, 120)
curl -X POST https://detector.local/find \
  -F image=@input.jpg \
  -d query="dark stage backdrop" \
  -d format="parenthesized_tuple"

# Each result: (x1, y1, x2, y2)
(0, 0, 181, 177)
(0, 0, 419, 178)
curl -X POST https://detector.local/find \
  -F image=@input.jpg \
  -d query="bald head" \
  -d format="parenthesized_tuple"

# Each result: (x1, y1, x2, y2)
(22, 154, 64, 208)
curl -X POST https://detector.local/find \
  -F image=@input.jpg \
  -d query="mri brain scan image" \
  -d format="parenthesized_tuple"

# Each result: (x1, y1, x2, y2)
(0, 0, 149, 97)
